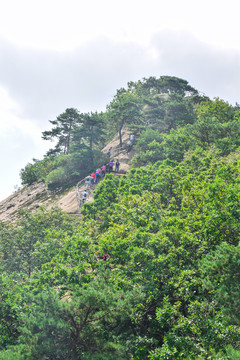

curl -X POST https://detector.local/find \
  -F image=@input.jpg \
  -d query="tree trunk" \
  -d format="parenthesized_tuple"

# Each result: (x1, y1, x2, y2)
(119, 120, 124, 147)
(66, 123, 72, 154)
(119, 128, 122, 148)
(90, 125, 93, 150)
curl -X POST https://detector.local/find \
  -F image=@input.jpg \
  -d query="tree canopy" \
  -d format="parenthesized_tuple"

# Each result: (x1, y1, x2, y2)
(8, 76, 240, 359)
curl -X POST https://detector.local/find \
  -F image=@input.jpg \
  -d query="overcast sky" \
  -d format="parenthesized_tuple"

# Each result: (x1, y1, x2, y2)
(0, 0, 240, 201)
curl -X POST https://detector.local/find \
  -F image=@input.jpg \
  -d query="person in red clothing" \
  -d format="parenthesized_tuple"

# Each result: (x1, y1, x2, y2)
(90, 172, 95, 185)
(102, 253, 107, 261)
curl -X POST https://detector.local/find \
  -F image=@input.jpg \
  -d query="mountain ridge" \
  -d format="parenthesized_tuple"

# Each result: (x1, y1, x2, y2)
(0, 128, 132, 223)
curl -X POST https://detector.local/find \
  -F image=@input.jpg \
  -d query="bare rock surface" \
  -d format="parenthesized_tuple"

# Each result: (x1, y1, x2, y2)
(0, 182, 53, 223)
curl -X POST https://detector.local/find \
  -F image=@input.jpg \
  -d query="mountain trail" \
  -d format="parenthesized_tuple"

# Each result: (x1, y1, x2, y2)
(0, 129, 133, 223)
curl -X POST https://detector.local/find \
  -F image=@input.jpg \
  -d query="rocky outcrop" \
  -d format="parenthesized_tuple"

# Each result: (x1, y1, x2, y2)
(0, 129, 134, 223)
(0, 182, 53, 223)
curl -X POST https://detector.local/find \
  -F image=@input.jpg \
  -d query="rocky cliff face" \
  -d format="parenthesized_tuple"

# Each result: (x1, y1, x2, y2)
(0, 129, 133, 223)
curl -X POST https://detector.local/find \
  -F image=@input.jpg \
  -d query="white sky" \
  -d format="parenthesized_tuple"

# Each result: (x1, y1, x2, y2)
(0, 0, 240, 201)
(1, 0, 239, 51)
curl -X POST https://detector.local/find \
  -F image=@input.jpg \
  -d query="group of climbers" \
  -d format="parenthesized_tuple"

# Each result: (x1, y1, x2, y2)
(81, 159, 121, 204)
(80, 134, 135, 205)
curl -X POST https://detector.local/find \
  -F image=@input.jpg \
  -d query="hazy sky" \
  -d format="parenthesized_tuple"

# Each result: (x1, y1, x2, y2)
(0, 0, 240, 201)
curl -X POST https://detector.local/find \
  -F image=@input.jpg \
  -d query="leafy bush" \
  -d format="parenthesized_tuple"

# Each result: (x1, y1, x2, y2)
(20, 157, 56, 186)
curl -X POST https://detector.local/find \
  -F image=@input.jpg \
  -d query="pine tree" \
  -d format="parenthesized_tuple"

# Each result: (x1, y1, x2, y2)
(42, 108, 81, 156)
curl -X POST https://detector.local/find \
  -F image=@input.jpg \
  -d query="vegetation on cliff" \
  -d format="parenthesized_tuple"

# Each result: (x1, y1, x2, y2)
(1, 76, 240, 359)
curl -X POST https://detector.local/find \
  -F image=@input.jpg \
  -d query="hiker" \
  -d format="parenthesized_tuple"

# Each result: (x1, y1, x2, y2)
(90, 172, 95, 185)
(126, 140, 132, 153)
(95, 168, 101, 183)
(102, 253, 107, 261)
(107, 147, 112, 157)
(115, 159, 120, 173)
(85, 175, 92, 189)
(82, 190, 88, 204)
(130, 134, 135, 143)
(101, 164, 106, 176)
(108, 161, 114, 172)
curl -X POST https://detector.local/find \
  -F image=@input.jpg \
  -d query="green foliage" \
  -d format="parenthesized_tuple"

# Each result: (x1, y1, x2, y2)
(150, 299, 240, 359)
(162, 93, 196, 131)
(137, 76, 200, 134)
(20, 157, 56, 186)
(188, 97, 240, 155)
(134, 97, 240, 166)
(23, 76, 203, 186)
(45, 149, 106, 187)
(11, 265, 141, 359)
(133, 127, 194, 166)
(106, 88, 143, 146)
(224, 345, 240, 359)
(4, 146, 240, 358)
(0, 207, 79, 276)
(42, 108, 80, 156)
(0, 274, 21, 350)
(71, 111, 106, 151)
(4, 77, 240, 359)
(79, 148, 240, 357)
(45, 165, 68, 186)
(25, 110, 108, 187)
(200, 242, 240, 325)
(142, 76, 199, 97)
(196, 97, 236, 123)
